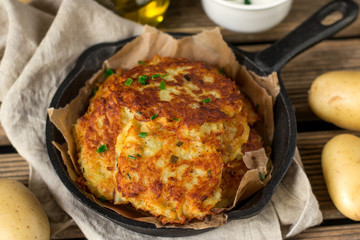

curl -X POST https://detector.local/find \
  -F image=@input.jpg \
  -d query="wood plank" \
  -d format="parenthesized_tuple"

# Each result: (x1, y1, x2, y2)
(289, 223, 360, 239)
(0, 153, 29, 185)
(160, 0, 360, 43)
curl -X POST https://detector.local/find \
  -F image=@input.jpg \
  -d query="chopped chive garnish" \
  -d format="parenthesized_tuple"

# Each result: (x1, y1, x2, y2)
(152, 74, 161, 79)
(127, 173, 132, 180)
(219, 67, 226, 75)
(244, 0, 251, 4)
(124, 78, 133, 86)
(207, 170, 212, 177)
(91, 86, 99, 97)
(150, 114, 158, 120)
(169, 155, 179, 163)
(128, 155, 136, 160)
(202, 98, 211, 103)
(105, 69, 114, 77)
(138, 75, 149, 85)
(258, 172, 265, 181)
(173, 118, 180, 122)
(138, 60, 146, 66)
(96, 144, 108, 153)
(100, 195, 106, 203)
(82, 168, 85, 173)
(159, 81, 166, 90)
(137, 154, 141, 157)
(184, 75, 190, 81)
(161, 73, 168, 79)
(138, 132, 148, 138)
(176, 141, 184, 147)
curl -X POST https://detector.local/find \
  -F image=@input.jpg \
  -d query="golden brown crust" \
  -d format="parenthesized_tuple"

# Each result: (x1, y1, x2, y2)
(73, 55, 264, 224)
(110, 55, 244, 127)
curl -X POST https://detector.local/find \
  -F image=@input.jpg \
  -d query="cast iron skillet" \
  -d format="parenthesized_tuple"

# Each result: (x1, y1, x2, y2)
(46, 0, 358, 237)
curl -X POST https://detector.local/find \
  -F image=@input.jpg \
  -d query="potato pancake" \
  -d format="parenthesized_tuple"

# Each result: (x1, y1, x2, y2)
(73, 55, 264, 224)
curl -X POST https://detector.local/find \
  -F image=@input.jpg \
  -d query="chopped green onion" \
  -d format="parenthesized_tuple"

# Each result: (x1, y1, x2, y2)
(96, 144, 108, 153)
(152, 74, 161, 79)
(138, 60, 146, 66)
(184, 75, 190, 81)
(128, 155, 136, 160)
(137, 154, 141, 157)
(176, 141, 184, 147)
(124, 78, 133, 86)
(138, 75, 149, 85)
(258, 172, 265, 181)
(127, 173, 132, 180)
(161, 73, 168, 79)
(173, 118, 180, 122)
(207, 170, 212, 177)
(169, 155, 179, 163)
(202, 98, 211, 103)
(82, 168, 85, 173)
(138, 132, 148, 138)
(159, 81, 166, 90)
(244, 0, 251, 4)
(91, 86, 99, 97)
(219, 67, 226, 75)
(105, 69, 114, 77)
(100, 195, 106, 203)
(150, 114, 158, 120)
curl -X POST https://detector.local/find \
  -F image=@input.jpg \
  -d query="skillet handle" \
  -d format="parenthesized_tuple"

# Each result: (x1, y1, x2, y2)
(252, 0, 358, 73)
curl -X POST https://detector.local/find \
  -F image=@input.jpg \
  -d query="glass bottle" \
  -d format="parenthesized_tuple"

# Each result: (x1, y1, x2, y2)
(96, 0, 170, 26)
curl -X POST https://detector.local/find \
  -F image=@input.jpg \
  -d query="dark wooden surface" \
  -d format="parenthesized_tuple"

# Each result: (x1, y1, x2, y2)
(2, 0, 360, 238)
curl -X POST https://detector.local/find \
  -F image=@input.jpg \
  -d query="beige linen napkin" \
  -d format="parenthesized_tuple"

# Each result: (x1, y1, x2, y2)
(0, 0, 322, 239)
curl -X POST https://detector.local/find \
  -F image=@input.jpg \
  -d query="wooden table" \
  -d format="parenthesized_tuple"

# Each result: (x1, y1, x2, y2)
(2, 0, 360, 238)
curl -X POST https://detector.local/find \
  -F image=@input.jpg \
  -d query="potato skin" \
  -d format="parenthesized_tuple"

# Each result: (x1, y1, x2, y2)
(322, 134, 360, 221)
(308, 71, 360, 131)
(0, 179, 50, 240)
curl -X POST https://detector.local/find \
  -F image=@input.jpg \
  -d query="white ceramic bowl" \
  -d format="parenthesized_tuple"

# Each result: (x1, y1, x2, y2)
(201, 0, 293, 33)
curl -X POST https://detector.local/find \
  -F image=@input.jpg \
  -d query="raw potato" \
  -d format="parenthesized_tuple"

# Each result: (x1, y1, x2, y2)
(322, 134, 360, 221)
(0, 179, 50, 240)
(308, 71, 360, 131)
